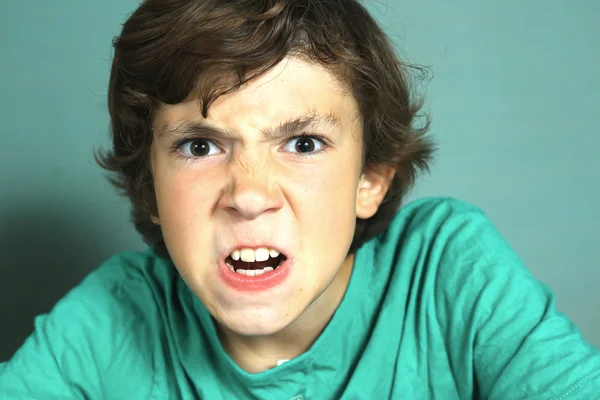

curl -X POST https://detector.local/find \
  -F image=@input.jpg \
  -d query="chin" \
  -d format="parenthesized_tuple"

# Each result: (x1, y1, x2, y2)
(218, 307, 298, 337)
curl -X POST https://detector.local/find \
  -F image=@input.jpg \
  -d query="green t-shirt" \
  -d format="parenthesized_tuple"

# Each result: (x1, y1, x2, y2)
(1, 197, 599, 399)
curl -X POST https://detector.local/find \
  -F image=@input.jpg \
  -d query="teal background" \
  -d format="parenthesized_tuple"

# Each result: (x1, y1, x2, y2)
(1, 1, 598, 361)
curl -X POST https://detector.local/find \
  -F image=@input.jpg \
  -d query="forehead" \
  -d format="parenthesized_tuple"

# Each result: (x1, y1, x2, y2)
(154, 57, 360, 134)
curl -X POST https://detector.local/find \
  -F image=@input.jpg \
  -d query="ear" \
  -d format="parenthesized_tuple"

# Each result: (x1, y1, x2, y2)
(150, 215, 161, 225)
(356, 164, 396, 219)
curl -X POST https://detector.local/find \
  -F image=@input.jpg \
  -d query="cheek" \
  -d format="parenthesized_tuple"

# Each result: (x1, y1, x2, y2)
(153, 162, 227, 268)
(288, 156, 360, 239)
(154, 160, 224, 225)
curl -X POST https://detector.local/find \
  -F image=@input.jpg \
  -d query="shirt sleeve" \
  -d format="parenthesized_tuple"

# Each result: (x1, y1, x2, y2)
(0, 255, 157, 399)
(434, 204, 600, 399)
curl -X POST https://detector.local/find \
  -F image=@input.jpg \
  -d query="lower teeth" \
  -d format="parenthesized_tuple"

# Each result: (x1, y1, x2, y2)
(227, 264, 277, 276)
(226, 254, 286, 277)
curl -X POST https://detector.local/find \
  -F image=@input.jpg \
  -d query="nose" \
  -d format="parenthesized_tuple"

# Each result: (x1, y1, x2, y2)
(217, 156, 283, 220)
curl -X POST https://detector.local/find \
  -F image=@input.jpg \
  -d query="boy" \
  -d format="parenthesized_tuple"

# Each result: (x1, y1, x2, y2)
(1, 0, 599, 398)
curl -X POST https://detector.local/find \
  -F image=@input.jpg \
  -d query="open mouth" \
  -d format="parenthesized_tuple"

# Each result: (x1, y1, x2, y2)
(225, 247, 287, 277)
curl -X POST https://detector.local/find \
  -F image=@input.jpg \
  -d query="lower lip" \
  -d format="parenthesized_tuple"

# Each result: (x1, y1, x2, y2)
(218, 258, 292, 291)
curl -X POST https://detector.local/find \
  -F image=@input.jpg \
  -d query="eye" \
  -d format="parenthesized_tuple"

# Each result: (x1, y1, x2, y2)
(178, 139, 221, 158)
(283, 136, 325, 154)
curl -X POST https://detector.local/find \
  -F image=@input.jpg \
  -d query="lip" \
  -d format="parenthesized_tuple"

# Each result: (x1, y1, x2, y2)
(218, 256, 292, 291)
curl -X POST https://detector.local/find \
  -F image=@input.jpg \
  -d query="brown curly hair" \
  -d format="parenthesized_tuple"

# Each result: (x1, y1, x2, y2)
(97, 0, 436, 259)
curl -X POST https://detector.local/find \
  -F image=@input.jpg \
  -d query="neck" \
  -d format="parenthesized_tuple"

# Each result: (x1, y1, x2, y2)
(218, 253, 355, 373)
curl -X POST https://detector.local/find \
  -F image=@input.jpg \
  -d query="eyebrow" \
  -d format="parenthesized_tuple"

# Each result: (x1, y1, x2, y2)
(157, 110, 341, 141)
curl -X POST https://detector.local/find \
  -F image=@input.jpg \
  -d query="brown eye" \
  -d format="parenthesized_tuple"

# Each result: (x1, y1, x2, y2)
(178, 139, 220, 158)
(295, 138, 316, 153)
(284, 136, 325, 154)
(190, 140, 210, 156)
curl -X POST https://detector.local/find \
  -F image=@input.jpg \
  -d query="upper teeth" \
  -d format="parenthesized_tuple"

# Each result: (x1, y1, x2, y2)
(231, 248, 280, 262)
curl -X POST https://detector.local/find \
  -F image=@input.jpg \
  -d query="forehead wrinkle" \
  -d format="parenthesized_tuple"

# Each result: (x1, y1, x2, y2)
(230, 147, 271, 181)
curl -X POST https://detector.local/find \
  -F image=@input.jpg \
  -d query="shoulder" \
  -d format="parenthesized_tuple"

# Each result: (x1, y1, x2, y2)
(390, 196, 487, 231)
(377, 196, 526, 305)
(80, 249, 174, 298)
(58, 250, 176, 390)
(48, 248, 174, 345)
(0, 249, 173, 399)
(380, 196, 511, 259)
(87, 248, 172, 285)
(386, 198, 540, 327)
(59, 249, 172, 318)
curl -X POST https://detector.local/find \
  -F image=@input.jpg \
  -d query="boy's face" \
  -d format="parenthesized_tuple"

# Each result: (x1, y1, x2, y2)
(151, 57, 390, 336)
